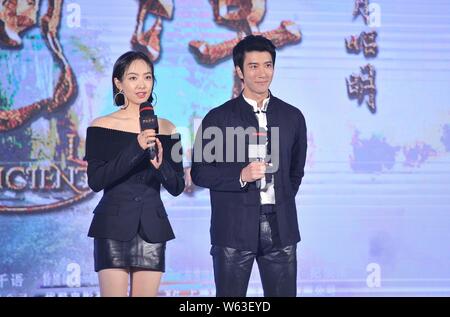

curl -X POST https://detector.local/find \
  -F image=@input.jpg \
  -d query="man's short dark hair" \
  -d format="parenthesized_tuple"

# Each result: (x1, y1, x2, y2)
(232, 35, 276, 72)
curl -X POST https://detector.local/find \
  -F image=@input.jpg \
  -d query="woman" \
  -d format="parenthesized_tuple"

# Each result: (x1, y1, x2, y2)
(84, 51, 184, 296)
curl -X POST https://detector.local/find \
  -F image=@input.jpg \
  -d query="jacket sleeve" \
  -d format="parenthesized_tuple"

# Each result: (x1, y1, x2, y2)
(154, 135, 185, 196)
(87, 137, 146, 192)
(290, 112, 307, 196)
(190, 111, 246, 192)
(154, 159, 185, 196)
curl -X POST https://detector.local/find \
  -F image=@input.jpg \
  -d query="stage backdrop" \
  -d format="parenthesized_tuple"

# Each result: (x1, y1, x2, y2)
(1, 0, 450, 296)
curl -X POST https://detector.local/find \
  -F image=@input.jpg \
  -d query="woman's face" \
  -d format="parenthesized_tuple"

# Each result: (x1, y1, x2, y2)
(114, 59, 153, 108)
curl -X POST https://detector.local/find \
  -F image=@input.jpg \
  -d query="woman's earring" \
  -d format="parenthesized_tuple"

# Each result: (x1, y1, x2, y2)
(152, 92, 158, 106)
(114, 90, 128, 109)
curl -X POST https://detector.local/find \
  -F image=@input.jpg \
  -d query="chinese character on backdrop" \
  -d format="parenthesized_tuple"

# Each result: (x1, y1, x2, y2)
(189, 0, 301, 97)
(131, 0, 174, 62)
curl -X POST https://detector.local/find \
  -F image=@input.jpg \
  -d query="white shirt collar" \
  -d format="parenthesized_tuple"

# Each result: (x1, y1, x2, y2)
(242, 92, 270, 113)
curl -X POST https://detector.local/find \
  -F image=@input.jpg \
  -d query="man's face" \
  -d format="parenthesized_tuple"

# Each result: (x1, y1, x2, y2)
(236, 50, 274, 99)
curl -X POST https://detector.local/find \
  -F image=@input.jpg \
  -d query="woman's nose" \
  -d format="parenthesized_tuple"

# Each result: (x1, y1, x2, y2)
(137, 78, 146, 88)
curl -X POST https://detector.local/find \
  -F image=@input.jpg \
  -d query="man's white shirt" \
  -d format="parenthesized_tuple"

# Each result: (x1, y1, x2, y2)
(239, 94, 276, 204)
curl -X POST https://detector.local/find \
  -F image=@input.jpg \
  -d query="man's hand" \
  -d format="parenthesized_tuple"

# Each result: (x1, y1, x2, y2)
(240, 161, 266, 183)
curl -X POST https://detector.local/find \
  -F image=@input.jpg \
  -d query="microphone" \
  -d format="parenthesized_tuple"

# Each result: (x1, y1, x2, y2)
(139, 101, 159, 160)
(248, 127, 268, 189)
(265, 125, 273, 185)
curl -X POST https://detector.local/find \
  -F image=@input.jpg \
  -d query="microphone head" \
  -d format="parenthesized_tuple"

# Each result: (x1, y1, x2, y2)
(248, 127, 267, 160)
(139, 101, 154, 116)
(139, 101, 158, 131)
(250, 127, 267, 144)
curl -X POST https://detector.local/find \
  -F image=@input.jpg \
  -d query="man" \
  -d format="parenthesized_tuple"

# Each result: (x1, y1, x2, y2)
(191, 35, 307, 297)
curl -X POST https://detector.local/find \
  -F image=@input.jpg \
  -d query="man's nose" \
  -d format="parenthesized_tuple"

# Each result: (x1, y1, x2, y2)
(256, 69, 265, 77)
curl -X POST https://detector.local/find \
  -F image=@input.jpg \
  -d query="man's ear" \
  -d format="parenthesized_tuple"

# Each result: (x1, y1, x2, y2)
(235, 66, 244, 80)
(113, 78, 122, 91)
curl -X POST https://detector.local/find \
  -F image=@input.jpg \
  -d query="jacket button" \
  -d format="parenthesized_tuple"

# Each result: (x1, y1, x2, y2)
(134, 196, 142, 202)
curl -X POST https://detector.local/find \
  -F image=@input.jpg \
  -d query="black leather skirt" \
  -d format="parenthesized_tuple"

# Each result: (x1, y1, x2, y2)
(94, 232, 166, 273)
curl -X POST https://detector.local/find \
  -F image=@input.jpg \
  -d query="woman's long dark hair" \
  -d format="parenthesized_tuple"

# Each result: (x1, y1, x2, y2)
(112, 51, 155, 106)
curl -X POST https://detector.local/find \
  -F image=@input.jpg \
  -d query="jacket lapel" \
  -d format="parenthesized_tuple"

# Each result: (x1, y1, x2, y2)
(233, 93, 259, 129)
(266, 93, 280, 131)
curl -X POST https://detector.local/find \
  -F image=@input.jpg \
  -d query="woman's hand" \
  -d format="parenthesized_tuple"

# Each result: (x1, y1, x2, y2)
(150, 137, 163, 169)
(137, 129, 156, 150)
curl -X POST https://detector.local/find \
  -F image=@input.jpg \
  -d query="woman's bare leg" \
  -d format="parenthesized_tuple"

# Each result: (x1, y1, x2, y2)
(98, 268, 129, 297)
(130, 270, 162, 297)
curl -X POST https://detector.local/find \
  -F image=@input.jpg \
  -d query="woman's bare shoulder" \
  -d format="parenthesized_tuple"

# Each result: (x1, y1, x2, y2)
(90, 113, 120, 129)
(158, 118, 177, 135)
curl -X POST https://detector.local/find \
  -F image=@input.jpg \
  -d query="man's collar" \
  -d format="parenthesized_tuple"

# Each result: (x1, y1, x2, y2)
(242, 91, 271, 113)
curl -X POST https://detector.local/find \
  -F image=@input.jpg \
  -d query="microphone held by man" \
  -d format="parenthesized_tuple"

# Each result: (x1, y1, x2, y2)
(243, 127, 273, 189)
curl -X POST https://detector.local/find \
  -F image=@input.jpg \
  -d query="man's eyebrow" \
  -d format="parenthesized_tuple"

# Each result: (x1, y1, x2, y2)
(246, 61, 272, 65)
